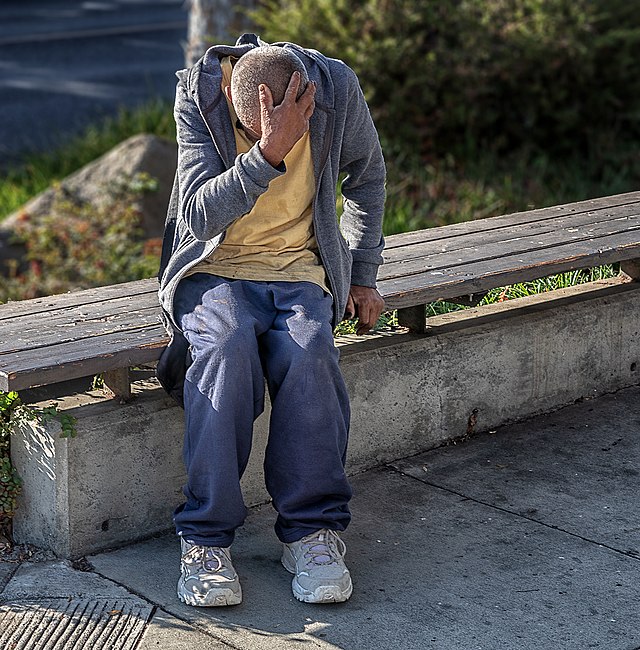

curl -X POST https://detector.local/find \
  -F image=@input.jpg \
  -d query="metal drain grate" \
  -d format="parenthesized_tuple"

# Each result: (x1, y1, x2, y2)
(0, 598, 153, 650)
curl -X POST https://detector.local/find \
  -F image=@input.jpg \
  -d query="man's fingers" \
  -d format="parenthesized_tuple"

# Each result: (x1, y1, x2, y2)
(357, 320, 374, 334)
(297, 80, 316, 111)
(259, 84, 274, 113)
(283, 71, 301, 104)
(298, 82, 316, 126)
(304, 101, 315, 120)
(348, 286, 385, 334)
(344, 294, 356, 320)
(356, 302, 374, 334)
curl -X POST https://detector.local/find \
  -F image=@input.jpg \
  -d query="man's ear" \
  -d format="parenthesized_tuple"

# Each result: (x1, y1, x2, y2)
(223, 85, 232, 103)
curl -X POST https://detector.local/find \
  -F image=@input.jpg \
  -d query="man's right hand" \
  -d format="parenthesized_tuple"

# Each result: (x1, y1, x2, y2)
(258, 71, 316, 167)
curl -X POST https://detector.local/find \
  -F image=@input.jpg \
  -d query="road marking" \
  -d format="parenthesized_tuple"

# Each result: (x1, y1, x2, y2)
(0, 20, 187, 46)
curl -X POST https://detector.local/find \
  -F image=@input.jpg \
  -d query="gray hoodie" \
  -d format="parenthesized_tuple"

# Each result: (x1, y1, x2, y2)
(156, 33, 386, 404)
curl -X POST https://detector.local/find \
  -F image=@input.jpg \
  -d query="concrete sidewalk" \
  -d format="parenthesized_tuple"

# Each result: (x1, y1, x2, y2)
(1, 384, 639, 650)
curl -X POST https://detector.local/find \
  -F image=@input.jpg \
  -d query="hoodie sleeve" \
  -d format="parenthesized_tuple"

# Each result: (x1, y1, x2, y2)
(174, 80, 286, 242)
(337, 64, 387, 288)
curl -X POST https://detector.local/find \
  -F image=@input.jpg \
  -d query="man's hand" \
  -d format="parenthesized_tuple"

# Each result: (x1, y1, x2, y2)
(258, 71, 316, 167)
(344, 285, 385, 335)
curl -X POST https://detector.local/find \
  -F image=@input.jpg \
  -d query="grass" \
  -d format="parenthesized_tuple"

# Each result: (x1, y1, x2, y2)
(335, 263, 620, 335)
(0, 98, 175, 221)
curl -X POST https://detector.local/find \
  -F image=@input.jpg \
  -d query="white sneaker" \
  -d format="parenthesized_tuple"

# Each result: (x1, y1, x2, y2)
(177, 538, 242, 606)
(281, 529, 353, 603)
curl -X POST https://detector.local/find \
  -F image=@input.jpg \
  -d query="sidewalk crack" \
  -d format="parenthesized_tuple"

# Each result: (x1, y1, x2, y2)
(0, 563, 19, 594)
(389, 464, 640, 561)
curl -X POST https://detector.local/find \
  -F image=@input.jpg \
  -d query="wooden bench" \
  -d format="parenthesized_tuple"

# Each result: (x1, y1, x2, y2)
(1, 191, 639, 400)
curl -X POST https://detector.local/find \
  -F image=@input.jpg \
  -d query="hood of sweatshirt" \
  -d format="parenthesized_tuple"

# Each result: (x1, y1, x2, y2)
(175, 33, 336, 170)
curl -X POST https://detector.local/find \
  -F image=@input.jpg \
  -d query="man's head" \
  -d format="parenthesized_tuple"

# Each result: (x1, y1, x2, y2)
(226, 46, 309, 138)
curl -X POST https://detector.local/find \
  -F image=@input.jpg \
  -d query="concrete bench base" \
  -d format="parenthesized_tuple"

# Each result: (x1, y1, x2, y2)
(11, 277, 640, 557)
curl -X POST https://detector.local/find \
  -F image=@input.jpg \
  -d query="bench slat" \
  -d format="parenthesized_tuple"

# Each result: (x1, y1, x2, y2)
(2, 192, 640, 393)
(380, 215, 640, 281)
(0, 289, 161, 350)
(379, 231, 640, 308)
(0, 325, 169, 392)
(0, 278, 158, 321)
(383, 203, 640, 264)
(0, 305, 161, 355)
(383, 192, 640, 250)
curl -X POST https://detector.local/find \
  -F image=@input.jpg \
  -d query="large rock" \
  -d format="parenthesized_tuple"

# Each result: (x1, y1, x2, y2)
(0, 134, 177, 274)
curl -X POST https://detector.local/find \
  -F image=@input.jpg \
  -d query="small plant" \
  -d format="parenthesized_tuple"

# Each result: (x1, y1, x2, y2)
(0, 392, 22, 519)
(39, 407, 78, 440)
(0, 456, 21, 520)
(91, 374, 105, 390)
(0, 390, 77, 523)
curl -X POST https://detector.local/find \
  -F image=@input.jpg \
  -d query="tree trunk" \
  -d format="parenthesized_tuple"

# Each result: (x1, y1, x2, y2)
(185, 0, 257, 66)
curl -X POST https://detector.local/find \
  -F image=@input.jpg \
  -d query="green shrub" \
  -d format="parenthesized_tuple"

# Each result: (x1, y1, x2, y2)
(1, 173, 160, 303)
(0, 392, 22, 520)
(254, 0, 640, 157)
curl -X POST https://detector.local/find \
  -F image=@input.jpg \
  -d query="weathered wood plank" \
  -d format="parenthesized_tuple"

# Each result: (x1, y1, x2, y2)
(2, 192, 640, 394)
(0, 305, 162, 355)
(0, 325, 169, 392)
(0, 278, 158, 321)
(380, 217, 640, 282)
(378, 232, 640, 309)
(383, 192, 640, 250)
(383, 204, 640, 264)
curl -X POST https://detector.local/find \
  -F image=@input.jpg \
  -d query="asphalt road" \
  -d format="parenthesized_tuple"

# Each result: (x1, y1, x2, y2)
(0, 0, 187, 163)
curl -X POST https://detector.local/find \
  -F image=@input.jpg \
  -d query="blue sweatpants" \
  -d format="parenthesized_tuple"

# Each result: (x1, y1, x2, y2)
(172, 273, 353, 547)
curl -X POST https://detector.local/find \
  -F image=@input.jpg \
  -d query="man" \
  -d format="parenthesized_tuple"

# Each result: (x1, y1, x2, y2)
(157, 33, 386, 607)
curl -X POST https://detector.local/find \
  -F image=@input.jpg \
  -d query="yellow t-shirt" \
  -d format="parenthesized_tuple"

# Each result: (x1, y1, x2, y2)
(187, 56, 330, 293)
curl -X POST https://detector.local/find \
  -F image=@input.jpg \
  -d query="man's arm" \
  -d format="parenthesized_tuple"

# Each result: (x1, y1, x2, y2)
(175, 74, 316, 242)
(174, 80, 285, 241)
(338, 63, 387, 333)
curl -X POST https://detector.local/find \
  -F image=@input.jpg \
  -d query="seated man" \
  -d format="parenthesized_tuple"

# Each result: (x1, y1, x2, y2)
(157, 33, 386, 606)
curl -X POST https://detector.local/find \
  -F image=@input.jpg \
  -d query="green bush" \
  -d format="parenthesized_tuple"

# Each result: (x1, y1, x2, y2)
(1, 173, 161, 303)
(254, 0, 640, 157)
(0, 392, 22, 520)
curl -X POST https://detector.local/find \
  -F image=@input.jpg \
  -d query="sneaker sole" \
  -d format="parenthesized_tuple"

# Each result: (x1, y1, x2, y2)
(281, 555, 353, 604)
(177, 579, 242, 607)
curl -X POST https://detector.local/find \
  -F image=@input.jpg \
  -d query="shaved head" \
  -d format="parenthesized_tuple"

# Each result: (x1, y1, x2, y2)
(230, 46, 309, 134)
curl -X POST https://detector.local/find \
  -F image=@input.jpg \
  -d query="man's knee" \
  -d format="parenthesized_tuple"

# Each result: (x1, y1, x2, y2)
(272, 326, 338, 375)
(186, 315, 257, 360)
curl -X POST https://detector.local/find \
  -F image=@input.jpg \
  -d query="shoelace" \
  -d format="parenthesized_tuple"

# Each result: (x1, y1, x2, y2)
(183, 543, 227, 573)
(301, 529, 347, 566)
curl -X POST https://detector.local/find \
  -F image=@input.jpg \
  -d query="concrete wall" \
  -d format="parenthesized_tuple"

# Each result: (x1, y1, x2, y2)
(11, 277, 640, 557)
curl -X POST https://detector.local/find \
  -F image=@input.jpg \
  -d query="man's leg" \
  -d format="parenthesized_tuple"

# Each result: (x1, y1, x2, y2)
(259, 281, 354, 603)
(173, 273, 273, 547)
(259, 281, 352, 544)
